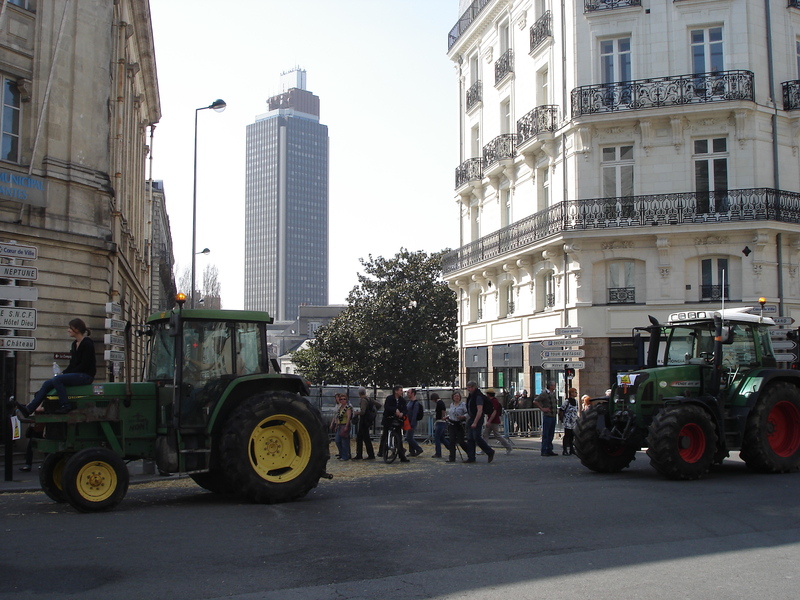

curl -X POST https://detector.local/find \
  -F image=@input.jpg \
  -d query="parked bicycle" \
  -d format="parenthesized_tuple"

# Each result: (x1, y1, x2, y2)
(383, 416, 405, 464)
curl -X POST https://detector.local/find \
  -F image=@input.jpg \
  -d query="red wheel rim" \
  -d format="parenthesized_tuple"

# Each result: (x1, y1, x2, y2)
(767, 401, 800, 457)
(678, 423, 705, 463)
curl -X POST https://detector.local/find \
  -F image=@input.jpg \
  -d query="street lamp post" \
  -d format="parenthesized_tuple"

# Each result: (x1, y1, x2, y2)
(191, 99, 226, 308)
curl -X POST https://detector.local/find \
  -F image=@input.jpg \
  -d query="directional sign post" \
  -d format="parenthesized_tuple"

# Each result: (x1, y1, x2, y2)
(555, 327, 583, 336)
(0, 242, 37, 260)
(772, 316, 795, 326)
(0, 307, 36, 329)
(775, 353, 798, 362)
(541, 338, 584, 348)
(0, 336, 36, 350)
(0, 285, 38, 301)
(542, 361, 585, 370)
(0, 264, 37, 280)
(541, 349, 585, 359)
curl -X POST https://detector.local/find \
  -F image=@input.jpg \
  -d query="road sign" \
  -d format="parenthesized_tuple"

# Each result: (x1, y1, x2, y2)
(541, 349, 585, 359)
(0, 242, 37, 260)
(542, 361, 585, 370)
(555, 327, 583, 336)
(0, 285, 38, 301)
(105, 302, 122, 316)
(770, 329, 788, 338)
(104, 333, 125, 346)
(0, 265, 37, 280)
(0, 307, 36, 329)
(774, 353, 797, 362)
(0, 335, 36, 350)
(771, 340, 797, 351)
(104, 350, 125, 362)
(541, 338, 584, 348)
(772, 316, 795, 326)
(104, 318, 126, 331)
(760, 304, 778, 314)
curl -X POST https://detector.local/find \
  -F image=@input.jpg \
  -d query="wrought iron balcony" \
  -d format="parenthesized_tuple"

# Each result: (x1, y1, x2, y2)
(448, 0, 492, 51)
(700, 285, 729, 302)
(571, 70, 754, 118)
(790, 1, 800, 8)
(442, 188, 800, 275)
(455, 157, 484, 189)
(545, 294, 555, 308)
(483, 134, 518, 167)
(608, 288, 636, 304)
(530, 10, 552, 52)
(584, 0, 641, 12)
(495, 48, 514, 85)
(466, 80, 482, 111)
(517, 105, 558, 145)
(783, 80, 800, 111)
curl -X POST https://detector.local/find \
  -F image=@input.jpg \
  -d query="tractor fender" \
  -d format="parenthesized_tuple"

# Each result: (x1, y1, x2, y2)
(736, 369, 800, 410)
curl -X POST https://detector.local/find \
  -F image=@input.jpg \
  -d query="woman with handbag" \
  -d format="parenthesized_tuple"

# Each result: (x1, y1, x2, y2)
(446, 390, 470, 463)
(331, 393, 353, 460)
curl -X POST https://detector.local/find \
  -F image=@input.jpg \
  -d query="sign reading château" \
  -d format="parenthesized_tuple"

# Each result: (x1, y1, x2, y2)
(0, 336, 36, 350)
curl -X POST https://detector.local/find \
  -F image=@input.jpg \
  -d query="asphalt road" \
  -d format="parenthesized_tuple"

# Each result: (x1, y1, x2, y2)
(2, 445, 800, 600)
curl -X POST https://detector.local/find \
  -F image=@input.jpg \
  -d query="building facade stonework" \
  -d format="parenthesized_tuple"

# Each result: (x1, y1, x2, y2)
(445, 0, 800, 398)
(0, 0, 160, 401)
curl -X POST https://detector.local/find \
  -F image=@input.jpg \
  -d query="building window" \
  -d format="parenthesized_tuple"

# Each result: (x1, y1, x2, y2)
(691, 27, 723, 74)
(796, 39, 800, 78)
(538, 166, 550, 211)
(2, 78, 21, 163)
(500, 187, 512, 228)
(537, 67, 549, 105)
(601, 145, 634, 218)
(471, 124, 481, 157)
(500, 99, 512, 134)
(694, 138, 728, 213)
(545, 272, 556, 308)
(701, 258, 729, 301)
(470, 201, 481, 241)
(608, 261, 635, 304)
(600, 38, 632, 84)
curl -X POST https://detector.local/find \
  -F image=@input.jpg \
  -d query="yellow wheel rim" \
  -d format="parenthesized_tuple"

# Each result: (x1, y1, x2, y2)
(75, 460, 118, 503)
(248, 414, 312, 483)
(52, 457, 66, 492)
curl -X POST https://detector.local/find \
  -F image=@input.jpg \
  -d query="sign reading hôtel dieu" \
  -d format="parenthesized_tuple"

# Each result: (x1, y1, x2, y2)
(0, 170, 46, 207)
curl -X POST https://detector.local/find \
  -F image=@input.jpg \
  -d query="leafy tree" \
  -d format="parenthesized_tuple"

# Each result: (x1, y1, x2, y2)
(292, 249, 458, 387)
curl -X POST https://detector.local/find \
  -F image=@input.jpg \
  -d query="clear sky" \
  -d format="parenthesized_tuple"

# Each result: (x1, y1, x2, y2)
(149, 1, 460, 309)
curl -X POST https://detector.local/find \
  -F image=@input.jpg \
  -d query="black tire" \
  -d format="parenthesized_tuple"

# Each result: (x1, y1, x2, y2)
(219, 391, 330, 504)
(39, 452, 69, 503)
(740, 382, 800, 473)
(573, 405, 637, 472)
(190, 468, 235, 494)
(61, 448, 130, 512)
(646, 405, 717, 480)
(384, 429, 400, 464)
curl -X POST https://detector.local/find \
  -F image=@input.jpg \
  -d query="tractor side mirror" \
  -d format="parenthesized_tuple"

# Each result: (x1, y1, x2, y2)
(169, 313, 180, 337)
(719, 326, 734, 344)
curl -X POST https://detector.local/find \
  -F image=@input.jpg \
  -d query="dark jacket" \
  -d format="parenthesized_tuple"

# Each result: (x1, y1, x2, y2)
(64, 337, 96, 378)
(466, 388, 490, 422)
(382, 393, 408, 425)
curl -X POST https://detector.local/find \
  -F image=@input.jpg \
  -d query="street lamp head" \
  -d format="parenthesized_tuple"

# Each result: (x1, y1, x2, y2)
(210, 99, 226, 112)
(196, 248, 210, 255)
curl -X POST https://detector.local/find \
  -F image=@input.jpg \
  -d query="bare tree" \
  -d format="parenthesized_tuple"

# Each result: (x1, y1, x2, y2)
(176, 265, 191, 297)
(201, 264, 222, 309)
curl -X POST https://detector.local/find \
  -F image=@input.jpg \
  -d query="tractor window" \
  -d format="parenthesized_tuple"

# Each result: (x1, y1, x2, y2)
(181, 321, 234, 427)
(665, 326, 715, 365)
(236, 323, 264, 375)
(147, 323, 174, 381)
(722, 324, 757, 369)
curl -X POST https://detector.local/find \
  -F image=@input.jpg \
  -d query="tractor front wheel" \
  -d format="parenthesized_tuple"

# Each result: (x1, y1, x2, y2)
(61, 448, 130, 512)
(740, 382, 800, 473)
(39, 452, 69, 503)
(647, 405, 717, 480)
(573, 404, 637, 473)
(220, 392, 329, 504)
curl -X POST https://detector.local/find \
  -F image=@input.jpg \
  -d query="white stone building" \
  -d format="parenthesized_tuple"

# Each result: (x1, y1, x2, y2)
(444, 0, 800, 399)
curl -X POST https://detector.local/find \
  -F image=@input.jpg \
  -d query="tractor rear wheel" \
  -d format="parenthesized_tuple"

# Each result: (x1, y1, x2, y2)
(39, 452, 68, 503)
(573, 404, 637, 472)
(647, 405, 717, 480)
(740, 382, 800, 473)
(61, 448, 130, 512)
(220, 391, 329, 504)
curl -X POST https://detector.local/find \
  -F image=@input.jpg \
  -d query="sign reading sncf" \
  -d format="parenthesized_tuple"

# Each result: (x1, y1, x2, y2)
(0, 171, 46, 207)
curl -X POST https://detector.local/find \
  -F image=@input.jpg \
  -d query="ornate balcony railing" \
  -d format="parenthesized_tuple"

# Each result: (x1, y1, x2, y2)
(783, 80, 800, 111)
(483, 133, 518, 167)
(455, 157, 484, 189)
(584, 0, 641, 12)
(790, 1, 800, 8)
(700, 285, 729, 301)
(466, 80, 482, 111)
(571, 70, 754, 118)
(448, 0, 492, 51)
(495, 48, 514, 85)
(442, 188, 800, 275)
(517, 105, 558, 145)
(530, 10, 552, 52)
(545, 294, 555, 308)
(608, 288, 636, 304)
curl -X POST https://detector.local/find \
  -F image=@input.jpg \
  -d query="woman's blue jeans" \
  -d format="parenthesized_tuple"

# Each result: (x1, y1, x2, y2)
(27, 373, 94, 411)
(434, 421, 451, 456)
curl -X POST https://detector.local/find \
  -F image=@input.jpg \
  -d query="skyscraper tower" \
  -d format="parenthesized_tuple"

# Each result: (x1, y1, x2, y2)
(244, 69, 329, 321)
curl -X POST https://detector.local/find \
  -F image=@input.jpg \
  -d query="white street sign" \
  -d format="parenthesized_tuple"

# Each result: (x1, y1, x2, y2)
(0, 307, 36, 329)
(105, 302, 122, 316)
(760, 304, 778, 314)
(771, 340, 797, 351)
(104, 350, 125, 362)
(542, 361, 585, 370)
(0, 265, 37, 280)
(774, 353, 797, 362)
(772, 316, 795, 326)
(104, 318, 126, 331)
(541, 338, 584, 347)
(0, 335, 36, 350)
(0, 285, 37, 301)
(541, 349, 585, 358)
(104, 333, 125, 346)
(770, 329, 788, 338)
(0, 242, 37, 260)
(555, 327, 583, 336)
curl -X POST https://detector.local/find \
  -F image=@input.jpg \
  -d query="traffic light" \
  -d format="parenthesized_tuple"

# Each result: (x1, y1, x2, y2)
(565, 367, 575, 379)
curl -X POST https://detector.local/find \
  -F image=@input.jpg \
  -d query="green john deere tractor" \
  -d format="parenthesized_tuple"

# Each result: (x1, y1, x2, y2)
(31, 297, 330, 512)
(574, 305, 800, 480)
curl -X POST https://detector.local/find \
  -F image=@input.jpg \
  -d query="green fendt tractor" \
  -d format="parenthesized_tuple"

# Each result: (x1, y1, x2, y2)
(31, 297, 330, 512)
(574, 304, 800, 480)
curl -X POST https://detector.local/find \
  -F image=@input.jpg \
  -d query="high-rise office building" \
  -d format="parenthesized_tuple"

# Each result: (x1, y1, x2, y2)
(244, 68, 329, 322)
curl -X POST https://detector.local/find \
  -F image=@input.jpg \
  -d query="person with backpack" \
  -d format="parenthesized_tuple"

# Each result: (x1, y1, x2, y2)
(404, 388, 425, 457)
(431, 393, 451, 458)
(482, 388, 512, 455)
(355, 387, 380, 460)
(464, 381, 495, 463)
